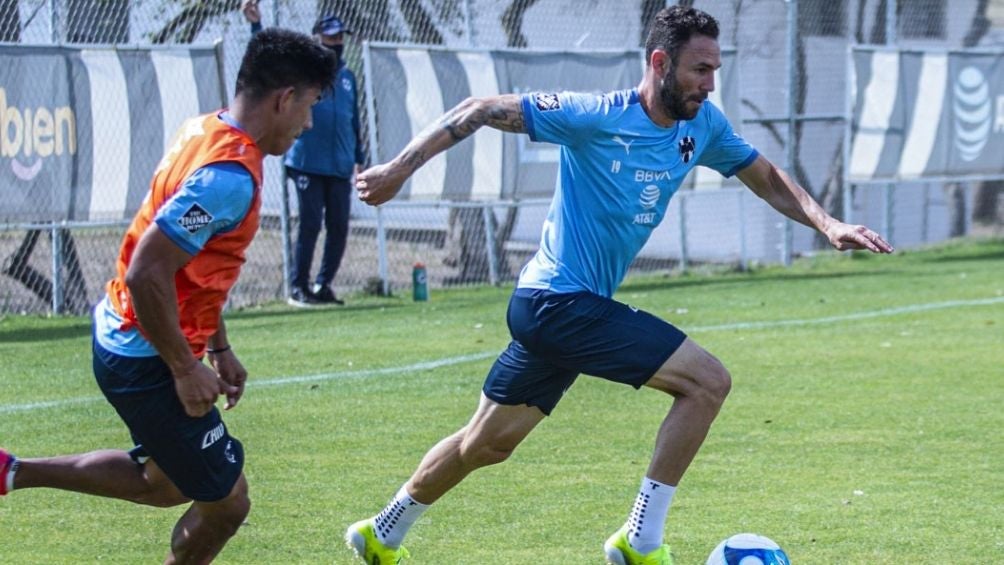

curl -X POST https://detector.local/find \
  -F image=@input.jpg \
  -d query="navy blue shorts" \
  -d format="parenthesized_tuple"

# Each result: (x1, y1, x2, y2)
(92, 339, 244, 502)
(483, 288, 687, 415)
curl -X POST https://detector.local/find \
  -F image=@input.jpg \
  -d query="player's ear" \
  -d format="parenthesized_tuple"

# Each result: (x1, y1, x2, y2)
(650, 49, 670, 76)
(275, 86, 297, 114)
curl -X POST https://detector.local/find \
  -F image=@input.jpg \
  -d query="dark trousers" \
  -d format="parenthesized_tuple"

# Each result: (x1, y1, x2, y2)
(287, 167, 351, 289)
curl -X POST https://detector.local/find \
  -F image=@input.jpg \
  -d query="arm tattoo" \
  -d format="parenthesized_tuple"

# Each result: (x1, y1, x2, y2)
(401, 149, 427, 171)
(444, 111, 479, 141)
(441, 97, 526, 141)
(398, 96, 524, 173)
(484, 103, 526, 133)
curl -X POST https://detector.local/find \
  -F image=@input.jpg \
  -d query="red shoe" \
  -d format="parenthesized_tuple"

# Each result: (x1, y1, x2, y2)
(0, 448, 17, 495)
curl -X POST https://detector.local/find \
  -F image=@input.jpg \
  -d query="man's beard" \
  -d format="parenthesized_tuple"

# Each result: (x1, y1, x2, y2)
(658, 66, 703, 121)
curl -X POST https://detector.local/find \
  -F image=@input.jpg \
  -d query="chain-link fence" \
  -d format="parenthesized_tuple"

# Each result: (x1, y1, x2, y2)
(1, 0, 1003, 315)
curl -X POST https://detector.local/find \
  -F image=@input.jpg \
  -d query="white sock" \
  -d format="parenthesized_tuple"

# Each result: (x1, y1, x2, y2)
(5, 456, 18, 492)
(626, 477, 676, 554)
(373, 485, 429, 548)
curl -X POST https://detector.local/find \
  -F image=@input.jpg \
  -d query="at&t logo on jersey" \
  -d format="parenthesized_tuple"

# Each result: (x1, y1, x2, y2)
(634, 184, 660, 225)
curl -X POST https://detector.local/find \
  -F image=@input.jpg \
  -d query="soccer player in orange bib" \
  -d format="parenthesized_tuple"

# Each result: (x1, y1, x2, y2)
(0, 28, 335, 563)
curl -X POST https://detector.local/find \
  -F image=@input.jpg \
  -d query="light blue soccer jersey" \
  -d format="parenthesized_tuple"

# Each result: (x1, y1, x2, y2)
(94, 112, 255, 357)
(518, 89, 757, 297)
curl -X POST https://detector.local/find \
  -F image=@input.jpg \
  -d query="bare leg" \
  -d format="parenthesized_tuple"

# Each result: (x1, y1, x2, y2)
(14, 449, 248, 563)
(643, 338, 732, 485)
(405, 394, 546, 504)
(165, 474, 250, 565)
(13, 449, 187, 507)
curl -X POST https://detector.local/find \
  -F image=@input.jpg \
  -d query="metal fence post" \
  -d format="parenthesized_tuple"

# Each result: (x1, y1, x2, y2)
(883, 183, 894, 247)
(886, 0, 898, 45)
(842, 42, 854, 226)
(964, 182, 973, 237)
(481, 204, 499, 285)
(922, 182, 930, 243)
(49, 0, 59, 42)
(362, 41, 389, 294)
(678, 192, 688, 272)
(782, 0, 797, 266)
(377, 205, 389, 296)
(462, 0, 475, 47)
(280, 168, 291, 300)
(738, 189, 748, 271)
(51, 225, 63, 314)
(277, 0, 292, 301)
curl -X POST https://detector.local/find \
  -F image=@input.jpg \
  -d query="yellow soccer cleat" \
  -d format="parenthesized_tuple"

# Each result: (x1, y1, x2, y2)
(345, 518, 410, 564)
(604, 526, 674, 565)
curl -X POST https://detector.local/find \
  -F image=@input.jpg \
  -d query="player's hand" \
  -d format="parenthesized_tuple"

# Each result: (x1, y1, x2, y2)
(356, 162, 409, 206)
(241, 0, 261, 24)
(209, 349, 248, 411)
(824, 222, 894, 254)
(173, 360, 238, 417)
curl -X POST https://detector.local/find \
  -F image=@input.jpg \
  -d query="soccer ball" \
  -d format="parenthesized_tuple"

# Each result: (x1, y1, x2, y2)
(705, 533, 791, 565)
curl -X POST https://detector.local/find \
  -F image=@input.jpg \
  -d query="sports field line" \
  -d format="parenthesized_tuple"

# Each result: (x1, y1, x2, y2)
(3, 295, 1002, 415)
(687, 295, 1004, 332)
(0, 352, 498, 416)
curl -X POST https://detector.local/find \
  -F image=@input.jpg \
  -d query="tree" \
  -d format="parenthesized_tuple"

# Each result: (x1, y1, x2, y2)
(0, 0, 20, 42)
(67, 0, 129, 43)
(150, 0, 237, 44)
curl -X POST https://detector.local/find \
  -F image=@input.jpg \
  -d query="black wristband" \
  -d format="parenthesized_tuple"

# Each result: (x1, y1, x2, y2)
(207, 345, 231, 354)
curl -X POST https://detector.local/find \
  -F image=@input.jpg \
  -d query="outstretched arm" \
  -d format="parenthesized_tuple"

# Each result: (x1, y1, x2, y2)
(736, 155, 894, 253)
(356, 94, 525, 205)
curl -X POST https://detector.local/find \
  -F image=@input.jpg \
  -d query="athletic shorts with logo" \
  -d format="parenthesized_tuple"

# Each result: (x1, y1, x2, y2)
(483, 288, 687, 415)
(92, 338, 244, 501)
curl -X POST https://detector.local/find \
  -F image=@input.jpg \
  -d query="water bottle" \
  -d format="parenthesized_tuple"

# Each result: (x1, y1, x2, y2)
(412, 262, 428, 301)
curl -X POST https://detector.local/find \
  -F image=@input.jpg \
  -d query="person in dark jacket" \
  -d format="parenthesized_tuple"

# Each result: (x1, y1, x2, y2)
(243, 0, 366, 306)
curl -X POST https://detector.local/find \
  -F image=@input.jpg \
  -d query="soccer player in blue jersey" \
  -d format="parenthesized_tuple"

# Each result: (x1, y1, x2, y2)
(346, 6, 893, 565)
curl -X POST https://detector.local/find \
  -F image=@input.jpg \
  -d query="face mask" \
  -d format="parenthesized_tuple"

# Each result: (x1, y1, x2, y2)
(324, 43, 344, 61)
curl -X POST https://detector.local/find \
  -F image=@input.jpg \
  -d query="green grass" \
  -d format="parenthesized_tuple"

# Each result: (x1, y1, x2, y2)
(2, 238, 1003, 563)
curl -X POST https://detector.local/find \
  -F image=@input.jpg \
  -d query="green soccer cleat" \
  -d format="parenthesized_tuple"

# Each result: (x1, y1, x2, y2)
(604, 526, 674, 565)
(345, 519, 410, 564)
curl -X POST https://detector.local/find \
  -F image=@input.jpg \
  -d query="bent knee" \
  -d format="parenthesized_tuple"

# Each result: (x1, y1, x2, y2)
(651, 350, 732, 406)
(220, 481, 252, 524)
(700, 361, 732, 405)
(220, 496, 251, 534)
(200, 489, 251, 537)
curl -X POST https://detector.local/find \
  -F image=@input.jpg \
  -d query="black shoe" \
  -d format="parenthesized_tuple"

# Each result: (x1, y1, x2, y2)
(288, 285, 320, 308)
(312, 284, 345, 305)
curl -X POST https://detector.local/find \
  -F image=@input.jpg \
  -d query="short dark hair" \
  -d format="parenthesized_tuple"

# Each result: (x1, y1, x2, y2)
(644, 6, 720, 63)
(235, 27, 337, 101)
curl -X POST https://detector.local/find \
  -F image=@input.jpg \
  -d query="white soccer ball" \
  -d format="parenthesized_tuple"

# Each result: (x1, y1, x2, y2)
(705, 533, 791, 565)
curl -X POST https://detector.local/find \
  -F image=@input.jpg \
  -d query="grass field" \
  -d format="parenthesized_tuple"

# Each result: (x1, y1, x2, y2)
(1, 238, 1002, 564)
